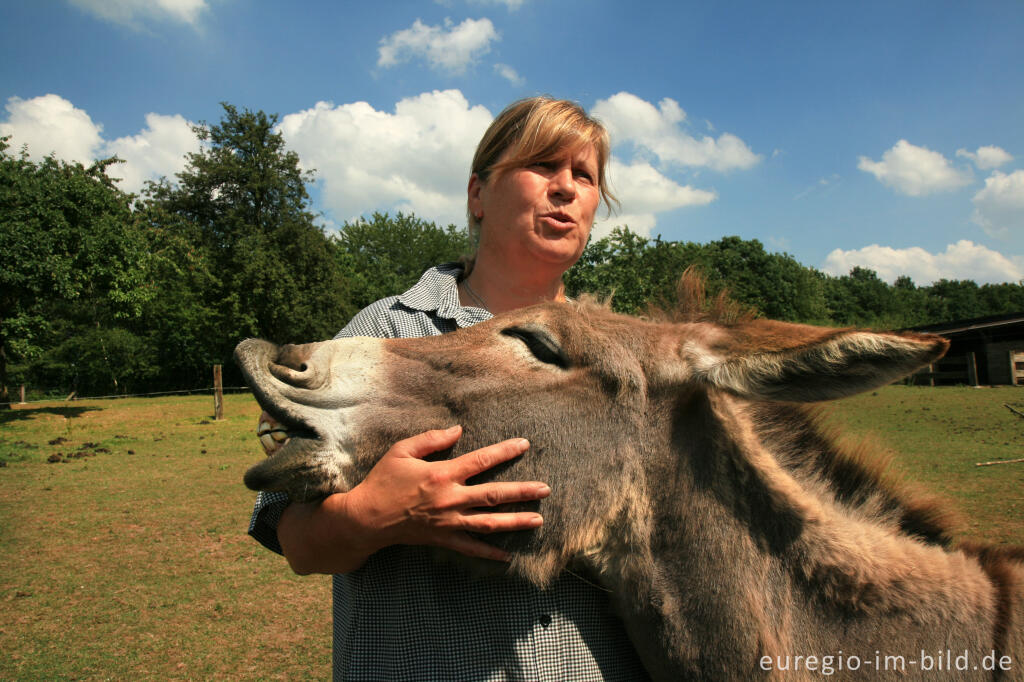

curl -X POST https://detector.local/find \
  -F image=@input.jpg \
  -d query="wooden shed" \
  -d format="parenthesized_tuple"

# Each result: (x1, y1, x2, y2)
(908, 312, 1024, 386)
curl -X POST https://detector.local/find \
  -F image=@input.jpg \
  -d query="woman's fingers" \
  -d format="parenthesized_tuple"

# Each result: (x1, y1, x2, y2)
(388, 425, 463, 459)
(455, 510, 544, 533)
(459, 480, 551, 508)
(354, 428, 549, 560)
(388, 430, 533, 484)
(451, 437, 531, 479)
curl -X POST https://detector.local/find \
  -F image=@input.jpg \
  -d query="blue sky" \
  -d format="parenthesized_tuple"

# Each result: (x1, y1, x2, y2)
(3, 0, 1023, 284)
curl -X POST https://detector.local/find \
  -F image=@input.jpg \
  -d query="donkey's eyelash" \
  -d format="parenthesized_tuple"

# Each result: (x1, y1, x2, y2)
(501, 327, 570, 369)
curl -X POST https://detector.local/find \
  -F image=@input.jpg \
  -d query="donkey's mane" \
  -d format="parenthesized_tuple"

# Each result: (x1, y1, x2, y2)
(753, 402, 962, 547)
(651, 267, 757, 326)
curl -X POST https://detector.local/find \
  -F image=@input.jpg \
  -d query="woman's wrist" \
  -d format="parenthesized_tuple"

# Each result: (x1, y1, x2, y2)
(278, 492, 382, 575)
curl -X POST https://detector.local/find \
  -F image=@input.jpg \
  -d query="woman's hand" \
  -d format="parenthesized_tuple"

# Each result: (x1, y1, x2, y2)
(277, 425, 549, 575)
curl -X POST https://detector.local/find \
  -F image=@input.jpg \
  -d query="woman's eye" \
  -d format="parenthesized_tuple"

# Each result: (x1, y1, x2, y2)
(574, 169, 594, 183)
(501, 327, 570, 368)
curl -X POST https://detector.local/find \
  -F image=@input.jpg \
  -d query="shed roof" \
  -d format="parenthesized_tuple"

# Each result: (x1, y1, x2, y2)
(909, 311, 1024, 339)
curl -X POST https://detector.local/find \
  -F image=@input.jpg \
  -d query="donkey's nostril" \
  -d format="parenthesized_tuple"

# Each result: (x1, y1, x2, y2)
(275, 344, 315, 372)
(269, 343, 325, 390)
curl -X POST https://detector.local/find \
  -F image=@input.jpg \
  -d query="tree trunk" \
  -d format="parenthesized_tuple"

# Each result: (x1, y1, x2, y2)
(0, 338, 10, 410)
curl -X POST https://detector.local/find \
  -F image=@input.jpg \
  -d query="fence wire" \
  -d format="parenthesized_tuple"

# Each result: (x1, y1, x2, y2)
(1, 386, 251, 408)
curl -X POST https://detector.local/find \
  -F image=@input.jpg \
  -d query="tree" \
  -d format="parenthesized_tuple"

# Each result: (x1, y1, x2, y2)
(567, 230, 828, 322)
(0, 138, 151, 403)
(143, 104, 350, 372)
(129, 201, 221, 389)
(566, 227, 699, 313)
(978, 282, 1024, 316)
(921, 279, 981, 322)
(693, 237, 829, 322)
(823, 266, 896, 326)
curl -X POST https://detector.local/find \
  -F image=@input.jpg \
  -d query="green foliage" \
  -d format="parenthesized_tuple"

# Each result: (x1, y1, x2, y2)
(0, 137, 152, 402)
(691, 236, 829, 322)
(336, 212, 472, 311)
(566, 228, 700, 312)
(29, 325, 159, 396)
(142, 103, 351, 358)
(131, 202, 221, 388)
(569, 227, 1024, 330)
(567, 229, 828, 321)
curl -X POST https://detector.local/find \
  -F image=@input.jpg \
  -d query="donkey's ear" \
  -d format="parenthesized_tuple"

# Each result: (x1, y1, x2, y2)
(690, 319, 949, 402)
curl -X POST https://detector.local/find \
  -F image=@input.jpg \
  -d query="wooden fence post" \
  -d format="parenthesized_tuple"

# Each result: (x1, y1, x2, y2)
(213, 364, 224, 421)
(19, 385, 26, 404)
(967, 351, 978, 387)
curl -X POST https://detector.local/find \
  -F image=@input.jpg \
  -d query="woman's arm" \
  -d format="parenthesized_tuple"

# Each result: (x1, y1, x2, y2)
(277, 425, 550, 575)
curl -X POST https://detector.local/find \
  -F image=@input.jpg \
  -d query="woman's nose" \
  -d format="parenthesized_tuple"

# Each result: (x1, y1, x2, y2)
(548, 165, 576, 199)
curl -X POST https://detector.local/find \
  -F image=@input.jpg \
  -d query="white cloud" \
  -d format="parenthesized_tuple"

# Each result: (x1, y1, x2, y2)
(276, 90, 493, 226)
(67, 0, 208, 27)
(821, 240, 1023, 285)
(857, 140, 972, 196)
(956, 145, 1014, 170)
(378, 18, 498, 74)
(494, 63, 524, 86)
(609, 159, 717, 213)
(0, 94, 199, 194)
(972, 169, 1024, 239)
(592, 212, 656, 239)
(277, 91, 723, 236)
(591, 158, 717, 239)
(102, 113, 199, 193)
(1, 94, 104, 164)
(592, 92, 760, 172)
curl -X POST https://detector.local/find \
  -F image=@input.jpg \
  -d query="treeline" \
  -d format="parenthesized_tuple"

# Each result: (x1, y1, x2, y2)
(3, 104, 1023, 402)
(567, 228, 1024, 327)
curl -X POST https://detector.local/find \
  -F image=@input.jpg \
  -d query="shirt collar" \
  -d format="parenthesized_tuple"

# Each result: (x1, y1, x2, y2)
(398, 262, 492, 328)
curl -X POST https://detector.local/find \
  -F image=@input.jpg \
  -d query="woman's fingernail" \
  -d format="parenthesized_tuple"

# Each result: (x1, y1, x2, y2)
(530, 515, 544, 527)
(537, 484, 551, 496)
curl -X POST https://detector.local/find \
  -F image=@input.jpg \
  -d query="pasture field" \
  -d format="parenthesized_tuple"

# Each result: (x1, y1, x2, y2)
(0, 394, 331, 680)
(1, 386, 1022, 680)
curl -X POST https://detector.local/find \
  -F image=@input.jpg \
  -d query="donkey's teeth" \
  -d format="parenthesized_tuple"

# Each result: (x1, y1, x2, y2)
(258, 429, 291, 456)
(259, 433, 276, 454)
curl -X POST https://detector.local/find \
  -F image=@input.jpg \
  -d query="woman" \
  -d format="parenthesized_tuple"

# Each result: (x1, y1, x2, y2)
(249, 97, 650, 680)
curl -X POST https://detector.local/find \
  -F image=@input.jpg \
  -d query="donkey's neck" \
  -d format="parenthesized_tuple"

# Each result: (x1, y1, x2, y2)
(603, 391, 1003, 680)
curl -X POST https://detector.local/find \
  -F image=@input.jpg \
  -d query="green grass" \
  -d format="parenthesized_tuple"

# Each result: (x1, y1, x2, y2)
(0, 387, 1021, 679)
(820, 384, 1024, 546)
(0, 394, 331, 680)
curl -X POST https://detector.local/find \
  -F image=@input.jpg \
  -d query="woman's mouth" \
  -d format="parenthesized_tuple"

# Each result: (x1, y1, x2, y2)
(540, 212, 576, 230)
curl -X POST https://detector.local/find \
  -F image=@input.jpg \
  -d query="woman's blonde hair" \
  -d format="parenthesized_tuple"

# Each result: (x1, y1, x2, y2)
(467, 96, 617, 244)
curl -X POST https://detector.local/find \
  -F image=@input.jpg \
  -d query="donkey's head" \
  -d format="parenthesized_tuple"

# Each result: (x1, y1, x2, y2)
(236, 294, 947, 580)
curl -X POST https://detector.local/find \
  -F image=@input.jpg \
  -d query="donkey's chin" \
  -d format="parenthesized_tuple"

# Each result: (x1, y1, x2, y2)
(243, 438, 345, 503)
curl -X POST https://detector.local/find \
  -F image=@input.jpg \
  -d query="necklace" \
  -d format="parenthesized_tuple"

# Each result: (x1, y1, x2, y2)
(462, 278, 489, 311)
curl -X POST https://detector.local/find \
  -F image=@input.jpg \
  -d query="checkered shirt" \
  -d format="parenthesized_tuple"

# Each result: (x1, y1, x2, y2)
(248, 263, 649, 681)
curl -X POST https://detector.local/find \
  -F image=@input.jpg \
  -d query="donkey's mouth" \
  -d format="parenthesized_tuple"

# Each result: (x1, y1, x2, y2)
(244, 407, 326, 499)
(256, 410, 318, 457)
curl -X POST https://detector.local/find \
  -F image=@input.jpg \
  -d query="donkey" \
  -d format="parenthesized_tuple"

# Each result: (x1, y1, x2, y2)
(236, 281, 1023, 681)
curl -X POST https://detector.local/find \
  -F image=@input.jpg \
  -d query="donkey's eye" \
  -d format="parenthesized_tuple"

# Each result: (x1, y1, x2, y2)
(501, 327, 570, 369)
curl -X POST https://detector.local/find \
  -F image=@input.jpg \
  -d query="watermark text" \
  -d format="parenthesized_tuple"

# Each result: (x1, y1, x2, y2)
(759, 650, 1013, 676)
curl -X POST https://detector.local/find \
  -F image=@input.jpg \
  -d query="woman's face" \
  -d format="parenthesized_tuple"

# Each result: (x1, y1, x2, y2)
(469, 143, 601, 272)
